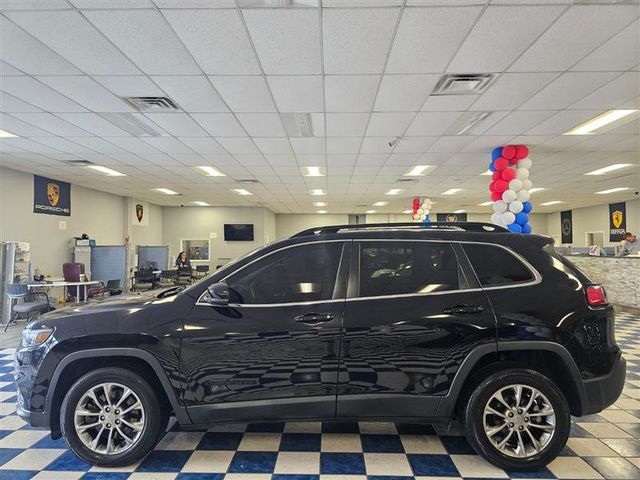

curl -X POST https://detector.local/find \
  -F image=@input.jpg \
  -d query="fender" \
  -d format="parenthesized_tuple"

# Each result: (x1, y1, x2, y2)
(34, 348, 191, 432)
(436, 341, 587, 417)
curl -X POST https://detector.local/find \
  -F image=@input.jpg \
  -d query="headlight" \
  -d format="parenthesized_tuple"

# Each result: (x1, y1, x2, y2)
(21, 328, 54, 347)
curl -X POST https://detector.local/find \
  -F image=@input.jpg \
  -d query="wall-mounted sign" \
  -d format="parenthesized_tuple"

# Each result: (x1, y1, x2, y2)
(436, 212, 468, 222)
(33, 175, 70, 216)
(560, 210, 573, 244)
(131, 200, 149, 226)
(609, 202, 626, 242)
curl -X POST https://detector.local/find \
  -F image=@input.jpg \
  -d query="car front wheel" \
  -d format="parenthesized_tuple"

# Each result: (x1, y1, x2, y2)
(60, 367, 168, 467)
(463, 368, 571, 471)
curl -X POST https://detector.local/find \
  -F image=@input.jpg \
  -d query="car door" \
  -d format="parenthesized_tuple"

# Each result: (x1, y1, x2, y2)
(182, 240, 349, 424)
(337, 239, 496, 418)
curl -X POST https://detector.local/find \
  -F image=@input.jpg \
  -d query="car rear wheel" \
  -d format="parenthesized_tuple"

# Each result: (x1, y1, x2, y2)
(462, 368, 570, 471)
(61, 367, 168, 467)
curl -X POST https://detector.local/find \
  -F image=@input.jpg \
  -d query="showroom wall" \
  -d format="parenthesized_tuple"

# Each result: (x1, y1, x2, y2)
(275, 214, 350, 239)
(547, 198, 640, 246)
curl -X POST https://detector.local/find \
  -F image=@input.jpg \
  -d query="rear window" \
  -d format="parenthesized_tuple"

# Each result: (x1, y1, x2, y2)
(463, 244, 534, 287)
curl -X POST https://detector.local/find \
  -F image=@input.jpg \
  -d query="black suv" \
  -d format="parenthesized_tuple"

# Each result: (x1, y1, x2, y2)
(14, 222, 625, 471)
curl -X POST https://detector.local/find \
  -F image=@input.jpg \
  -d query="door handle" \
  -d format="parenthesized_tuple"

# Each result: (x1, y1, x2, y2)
(443, 304, 484, 315)
(295, 313, 335, 325)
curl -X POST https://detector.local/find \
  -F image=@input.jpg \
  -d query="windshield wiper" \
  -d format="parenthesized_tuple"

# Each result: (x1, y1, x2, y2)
(156, 285, 186, 298)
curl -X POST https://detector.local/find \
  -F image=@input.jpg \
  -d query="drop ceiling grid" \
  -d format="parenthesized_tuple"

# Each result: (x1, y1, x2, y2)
(0, 0, 638, 213)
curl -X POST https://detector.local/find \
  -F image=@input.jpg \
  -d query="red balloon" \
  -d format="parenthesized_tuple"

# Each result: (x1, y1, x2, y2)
(501, 168, 516, 181)
(509, 156, 519, 165)
(494, 157, 508, 170)
(492, 171, 502, 181)
(491, 191, 501, 201)
(515, 145, 529, 160)
(489, 181, 496, 192)
(502, 145, 516, 160)
(494, 180, 508, 193)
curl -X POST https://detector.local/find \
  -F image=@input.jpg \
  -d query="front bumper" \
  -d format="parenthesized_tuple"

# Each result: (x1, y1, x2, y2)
(580, 353, 626, 416)
(13, 345, 54, 430)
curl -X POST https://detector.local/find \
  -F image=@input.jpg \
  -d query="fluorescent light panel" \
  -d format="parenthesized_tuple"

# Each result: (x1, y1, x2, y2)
(192, 201, 210, 206)
(196, 166, 225, 177)
(310, 189, 326, 196)
(595, 187, 630, 194)
(540, 201, 563, 206)
(0, 128, 18, 138)
(313, 201, 327, 207)
(402, 209, 413, 214)
(365, 209, 376, 214)
(478, 201, 493, 206)
(385, 188, 403, 195)
(373, 201, 388, 207)
(453, 209, 466, 213)
(317, 210, 327, 214)
(564, 110, 638, 135)
(86, 165, 126, 176)
(302, 166, 325, 177)
(404, 165, 432, 176)
(528, 187, 545, 194)
(441, 188, 462, 195)
(585, 164, 632, 176)
(233, 188, 253, 195)
(154, 188, 179, 195)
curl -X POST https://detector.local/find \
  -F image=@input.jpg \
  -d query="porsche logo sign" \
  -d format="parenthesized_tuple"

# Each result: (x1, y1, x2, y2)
(34, 175, 70, 216)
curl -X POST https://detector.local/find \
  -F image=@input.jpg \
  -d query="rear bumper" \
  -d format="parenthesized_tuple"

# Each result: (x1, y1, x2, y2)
(580, 353, 626, 416)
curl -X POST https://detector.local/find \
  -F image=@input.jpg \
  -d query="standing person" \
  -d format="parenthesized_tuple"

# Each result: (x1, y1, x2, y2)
(175, 251, 191, 267)
(616, 232, 640, 256)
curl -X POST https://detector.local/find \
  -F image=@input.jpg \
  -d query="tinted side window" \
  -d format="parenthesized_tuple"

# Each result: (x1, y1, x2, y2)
(226, 242, 343, 304)
(359, 241, 459, 297)
(463, 244, 534, 286)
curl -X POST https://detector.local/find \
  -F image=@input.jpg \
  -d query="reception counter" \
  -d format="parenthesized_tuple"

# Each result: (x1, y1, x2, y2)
(565, 255, 640, 309)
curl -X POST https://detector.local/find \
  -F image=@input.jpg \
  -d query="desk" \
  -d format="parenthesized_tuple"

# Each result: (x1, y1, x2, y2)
(27, 281, 101, 306)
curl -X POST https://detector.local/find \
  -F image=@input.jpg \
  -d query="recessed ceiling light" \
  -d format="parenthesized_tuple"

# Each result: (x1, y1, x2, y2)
(540, 201, 563, 206)
(385, 188, 403, 195)
(154, 188, 179, 195)
(310, 189, 326, 196)
(404, 165, 432, 177)
(480, 169, 493, 176)
(317, 210, 327, 214)
(196, 166, 225, 177)
(86, 165, 126, 176)
(402, 209, 413, 214)
(233, 188, 253, 196)
(373, 201, 388, 207)
(595, 187, 630, 195)
(192, 201, 210, 206)
(302, 166, 325, 177)
(563, 110, 638, 135)
(313, 201, 327, 207)
(585, 164, 632, 176)
(453, 209, 466, 214)
(478, 201, 493, 206)
(528, 187, 545, 194)
(365, 210, 377, 214)
(0, 128, 18, 138)
(441, 188, 462, 195)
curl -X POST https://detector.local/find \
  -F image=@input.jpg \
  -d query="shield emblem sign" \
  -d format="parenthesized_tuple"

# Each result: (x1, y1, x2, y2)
(612, 210, 623, 229)
(47, 183, 60, 206)
(136, 203, 144, 223)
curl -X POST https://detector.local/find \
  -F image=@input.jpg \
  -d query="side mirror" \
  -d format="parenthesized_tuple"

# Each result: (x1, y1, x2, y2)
(206, 282, 229, 306)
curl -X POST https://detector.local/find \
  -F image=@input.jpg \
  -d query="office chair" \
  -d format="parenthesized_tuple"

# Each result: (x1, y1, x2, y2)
(105, 279, 122, 296)
(193, 265, 209, 280)
(133, 268, 155, 292)
(5, 284, 51, 332)
(175, 266, 192, 286)
(158, 270, 177, 287)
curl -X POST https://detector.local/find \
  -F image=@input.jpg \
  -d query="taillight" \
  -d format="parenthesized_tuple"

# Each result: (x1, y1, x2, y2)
(586, 285, 608, 306)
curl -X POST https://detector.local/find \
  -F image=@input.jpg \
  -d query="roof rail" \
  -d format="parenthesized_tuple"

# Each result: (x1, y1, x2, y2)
(291, 222, 508, 238)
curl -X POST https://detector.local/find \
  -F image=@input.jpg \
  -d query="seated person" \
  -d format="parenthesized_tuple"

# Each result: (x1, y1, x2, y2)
(175, 251, 192, 268)
(616, 232, 639, 256)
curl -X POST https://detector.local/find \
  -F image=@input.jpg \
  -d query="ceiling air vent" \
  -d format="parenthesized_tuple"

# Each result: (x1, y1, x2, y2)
(432, 73, 497, 96)
(397, 178, 417, 183)
(281, 113, 314, 137)
(64, 160, 94, 166)
(237, 179, 260, 184)
(122, 96, 180, 111)
(99, 113, 162, 137)
(444, 111, 492, 135)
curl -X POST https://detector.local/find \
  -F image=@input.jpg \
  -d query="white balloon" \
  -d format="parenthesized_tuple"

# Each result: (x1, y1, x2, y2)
(519, 158, 532, 169)
(516, 168, 530, 180)
(502, 190, 517, 203)
(509, 179, 523, 192)
(491, 212, 503, 225)
(493, 200, 508, 213)
(424, 209, 430, 215)
(424, 200, 433, 208)
(420, 214, 427, 221)
(509, 201, 524, 213)
(522, 179, 533, 191)
(502, 212, 516, 225)
(417, 208, 424, 215)
(517, 190, 530, 202)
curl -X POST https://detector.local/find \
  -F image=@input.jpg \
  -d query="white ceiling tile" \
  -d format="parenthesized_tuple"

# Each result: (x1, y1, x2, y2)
(483, 111, 555, 136)
(92, 76, 165, 97)
(0, 113, 53, 137)
(421, 95, 477, 112)
(470, 72, 559, 111)
(290, 137, 326, 154)
(510, 5, 640, 72)
(447, 6, 564, 72)
(162, 9, 260, 75)
(142, 137, 197, 154)
(386, 7, 481, 73)
(360, 137, 395, 153)
(110, 137, 162, 154)
(569, 72, 640, 111)
(11, 112, 93, 136)
(237, 113, 286, 137)
(406, 111, 462, 136)
(28, 137, 95, 154)
(66, 137, 128, 154)
(242, 8, 321, 75)
(56, 113, 131, 136)
(255, 138, 293, 154)
(83, 9, 201, 75)
(366, 112, 414, 136)
(192, 114, 246, 137)
(143, 113, 208, 137)
(0, 16, 80, 75)
(572, 20, 640, 72)
(323, 8, 399, 74)
(0, 61, 24, 75)
(1, 0, 70, 9)
(326, 137, 362, 154)
(326, 113, 369, 137)
(6, 11, 141, 76)
(460, 135, 514, 152)
(519, 72, 618, 110)
(0, 92, 41, 112)
(393, 136, 437, 153)
(216, 137, 260, 154)
(37, 76, 133, 112)
(325, 75, 379, 112)
(526, 110, 601, 135)
(209, 76, 276, 112)
(151, 76, 228, 113)
(267, 76, 323, 112)
(155, 0, 236, 7)
(374, 75, 439, 112)
(178, 137, 227, 155)
(70, 0, 153, 7)
(427, 136, 477, 153)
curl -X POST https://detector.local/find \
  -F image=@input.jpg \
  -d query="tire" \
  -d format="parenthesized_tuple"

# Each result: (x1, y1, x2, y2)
(462, 368, 570, 471)
(60, 367, 169, 467)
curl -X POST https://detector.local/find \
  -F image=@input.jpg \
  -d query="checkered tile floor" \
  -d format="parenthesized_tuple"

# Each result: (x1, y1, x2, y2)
(0, 312, 639, 480)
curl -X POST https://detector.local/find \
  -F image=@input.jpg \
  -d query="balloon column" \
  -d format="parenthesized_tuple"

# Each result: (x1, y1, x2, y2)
(488, 145, 533, 233)
(412, 197, 433, 223)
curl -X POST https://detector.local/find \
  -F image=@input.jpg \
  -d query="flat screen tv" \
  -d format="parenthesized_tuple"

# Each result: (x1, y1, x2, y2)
(224, 224, 254, 241)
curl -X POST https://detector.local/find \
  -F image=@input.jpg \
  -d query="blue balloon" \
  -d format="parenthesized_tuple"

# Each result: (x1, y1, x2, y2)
(491, 147, 503, 161)
(515, 212, 529, 226)
(489, 162, 496, 172)
(522, 201, 532, 213)
(508, 223, 523, 233)
(522, 224, 532, 234)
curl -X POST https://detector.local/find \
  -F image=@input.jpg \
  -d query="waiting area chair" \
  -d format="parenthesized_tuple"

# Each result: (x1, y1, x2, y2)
(5, 284, 51, 332)
(105, 279, 122, 296)
(192, 265, 209, 280)
(175, 266, 192, 286)
(133, 268, 155, 292)
(158, 270, 177, 288)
